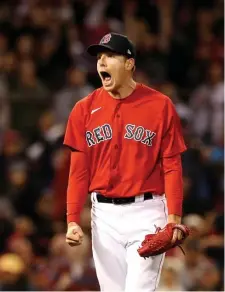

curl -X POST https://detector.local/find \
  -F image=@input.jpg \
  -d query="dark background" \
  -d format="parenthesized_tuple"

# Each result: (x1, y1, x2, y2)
(0, 0, 224, 291)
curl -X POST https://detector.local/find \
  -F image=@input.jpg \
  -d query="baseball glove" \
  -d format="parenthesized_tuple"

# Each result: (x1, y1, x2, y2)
(137, 223, 190, 258)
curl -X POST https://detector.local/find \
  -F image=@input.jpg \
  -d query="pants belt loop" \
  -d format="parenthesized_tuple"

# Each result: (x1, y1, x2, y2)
(135, 194, 144, 203)
(92, 192, 97, 203)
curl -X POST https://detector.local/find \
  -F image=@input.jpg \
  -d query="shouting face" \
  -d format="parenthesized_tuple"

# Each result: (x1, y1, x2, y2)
(97, 51, 134, 92)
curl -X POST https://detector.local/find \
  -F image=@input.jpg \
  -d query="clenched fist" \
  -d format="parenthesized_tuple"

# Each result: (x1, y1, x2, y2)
(66, 222, 84, 246)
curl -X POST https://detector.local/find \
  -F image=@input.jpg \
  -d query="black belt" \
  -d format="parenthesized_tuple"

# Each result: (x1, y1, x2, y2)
(96, 192, 153, 205)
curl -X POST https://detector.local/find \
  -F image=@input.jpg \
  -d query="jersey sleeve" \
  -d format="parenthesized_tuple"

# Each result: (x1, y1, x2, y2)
(63, 102, 86, 152)
(160, 99, 187, 158)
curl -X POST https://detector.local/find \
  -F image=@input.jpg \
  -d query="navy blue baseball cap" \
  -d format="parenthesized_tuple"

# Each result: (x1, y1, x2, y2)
(87, 33, 136, 59)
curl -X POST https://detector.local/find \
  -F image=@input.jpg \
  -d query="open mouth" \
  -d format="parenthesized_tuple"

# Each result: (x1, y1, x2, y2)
(100, 71, 112, 82)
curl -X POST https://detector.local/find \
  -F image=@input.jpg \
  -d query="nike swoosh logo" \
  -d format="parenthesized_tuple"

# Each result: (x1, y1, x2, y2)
(91, 107, 101, 114)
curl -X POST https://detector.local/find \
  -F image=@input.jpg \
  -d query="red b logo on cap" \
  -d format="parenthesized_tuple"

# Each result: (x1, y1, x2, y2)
(101, 34, 111, 44)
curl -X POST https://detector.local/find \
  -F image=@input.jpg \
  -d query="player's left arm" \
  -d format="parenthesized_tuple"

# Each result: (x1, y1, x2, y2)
(161, 154, 183, 243)
(160, 98, 187, 243)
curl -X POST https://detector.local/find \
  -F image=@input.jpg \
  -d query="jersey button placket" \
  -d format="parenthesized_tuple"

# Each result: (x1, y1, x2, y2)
(113, 105, 121, 170)
(109, 104, 121, 187)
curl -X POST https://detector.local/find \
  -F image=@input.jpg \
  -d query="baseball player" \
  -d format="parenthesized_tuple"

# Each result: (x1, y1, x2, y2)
(64, 33, 187, 291)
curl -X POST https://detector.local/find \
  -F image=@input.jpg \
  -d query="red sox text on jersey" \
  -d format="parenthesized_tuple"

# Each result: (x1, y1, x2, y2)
(86, 124, 156, 147)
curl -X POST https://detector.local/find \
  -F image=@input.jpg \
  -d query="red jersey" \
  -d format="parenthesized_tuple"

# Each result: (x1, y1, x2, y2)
(64, 83, 186, 199)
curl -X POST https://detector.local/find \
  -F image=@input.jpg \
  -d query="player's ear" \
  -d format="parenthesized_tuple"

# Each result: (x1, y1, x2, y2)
(125, 58, 135, 71)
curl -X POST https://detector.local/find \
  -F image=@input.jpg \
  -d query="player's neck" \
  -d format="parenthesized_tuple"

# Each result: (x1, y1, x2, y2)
(108, 78, 137, 100)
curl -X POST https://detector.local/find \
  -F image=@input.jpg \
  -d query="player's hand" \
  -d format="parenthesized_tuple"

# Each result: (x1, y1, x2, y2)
(66, 222, 84, 246)
(168, 214, 183, 244)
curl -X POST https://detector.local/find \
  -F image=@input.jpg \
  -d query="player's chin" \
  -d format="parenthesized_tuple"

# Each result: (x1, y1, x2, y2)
(102, 79, 115, 91)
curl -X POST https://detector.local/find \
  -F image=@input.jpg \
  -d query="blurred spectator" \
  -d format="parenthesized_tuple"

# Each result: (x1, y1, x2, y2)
(13, 216, 36, 238)
(183, 213, 205, 239)
(200, 213, 224, 270)
(136, 31, 167, 85)
(3, 51, 18, 90)
(192, 264, 222, 291)
(11, 59, 50, 132)
(0, 253, 32, 290)
(66, 24, 86, 66)
(157, 257, 185, 291)
(26, 109, 65, 188)
(0, 78, 10, 131)
(54, 65, 93, 124)
(12, 59, 49, 101)
(5, 160, 40, 219)
(190, 61, 224, 145)
(182, 148, 215, 216)
(83, 0, 110, 46)
(16, 34, 35, 60)
(0, 32, 8, 55)
(58, 0, 74, 24)
(160, 81, 193, 123)
(134, 70, 151, 86)
(179, 239, 220, 290)
(37, 33, 70, 91)
(7, 235, 34, 266)
(62, 234, 99, 291)
(0, 129, 27, 193)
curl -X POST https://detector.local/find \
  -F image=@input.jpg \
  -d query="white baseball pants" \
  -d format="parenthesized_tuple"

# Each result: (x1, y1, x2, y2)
(91, 192, 168, 292)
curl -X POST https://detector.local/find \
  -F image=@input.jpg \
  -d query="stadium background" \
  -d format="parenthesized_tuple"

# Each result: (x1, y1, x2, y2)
(0, 0, 224, 290)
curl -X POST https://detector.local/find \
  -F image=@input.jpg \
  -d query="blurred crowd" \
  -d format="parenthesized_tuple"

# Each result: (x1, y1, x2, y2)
(0, 0, 224, 291)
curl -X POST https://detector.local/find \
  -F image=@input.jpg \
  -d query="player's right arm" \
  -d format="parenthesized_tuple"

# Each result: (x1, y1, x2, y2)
(63, 102, 89, 246)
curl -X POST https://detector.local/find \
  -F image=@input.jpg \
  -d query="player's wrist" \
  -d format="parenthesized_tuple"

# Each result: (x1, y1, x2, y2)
(168, 214, 182, 224)
(68, 221, 80, 227)
(67, 213, 81, 225)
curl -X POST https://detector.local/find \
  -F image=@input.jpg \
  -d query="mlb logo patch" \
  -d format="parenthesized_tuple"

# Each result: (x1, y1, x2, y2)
(101, 34, 111, 44)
